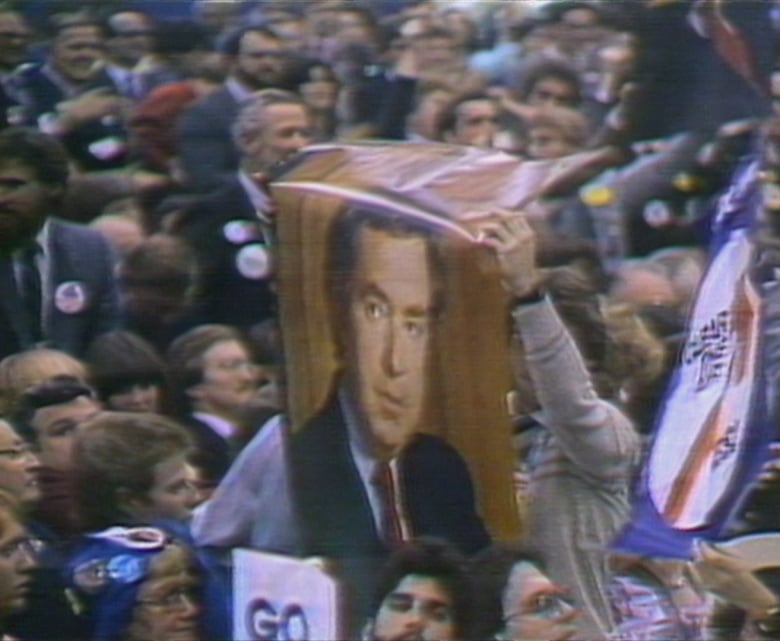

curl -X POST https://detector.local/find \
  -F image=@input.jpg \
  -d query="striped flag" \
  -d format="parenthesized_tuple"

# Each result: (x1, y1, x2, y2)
(613, 155, 777, 558)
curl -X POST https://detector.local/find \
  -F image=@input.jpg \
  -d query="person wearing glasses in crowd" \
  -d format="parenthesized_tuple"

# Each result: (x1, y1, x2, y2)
(63, 411, 228, 641)
(0, 421, 40, 514)
(0, 416, 80, 641)
(0, 498, 41, 641)
(166, 324, 265, 492)
(470, 544, 580, 641)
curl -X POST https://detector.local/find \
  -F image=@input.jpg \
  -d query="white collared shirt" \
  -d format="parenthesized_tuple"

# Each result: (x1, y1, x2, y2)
(225, 76, 255, 104)
(192, 411, 240, 441)
(238, 170, 274, 224)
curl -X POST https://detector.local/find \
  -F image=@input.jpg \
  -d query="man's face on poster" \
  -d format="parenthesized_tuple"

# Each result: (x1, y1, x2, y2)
(344, 225, 436, 460)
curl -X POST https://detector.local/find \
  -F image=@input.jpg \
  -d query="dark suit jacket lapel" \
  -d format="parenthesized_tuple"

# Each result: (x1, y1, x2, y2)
(43, 221, 84, 347)
(0, 254, 31, 349)
(291, 398, 384, 557)
(218, 178, 255, 220)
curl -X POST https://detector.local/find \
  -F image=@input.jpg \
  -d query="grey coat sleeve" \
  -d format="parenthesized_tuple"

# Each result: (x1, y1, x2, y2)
(512, 297, 640, 480)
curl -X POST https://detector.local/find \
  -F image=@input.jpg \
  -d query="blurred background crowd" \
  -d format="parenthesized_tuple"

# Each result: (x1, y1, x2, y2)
(0, 0, 780, 639)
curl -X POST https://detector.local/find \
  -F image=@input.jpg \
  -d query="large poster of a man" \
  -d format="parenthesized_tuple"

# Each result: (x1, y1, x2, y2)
(271, 142, 574, 547)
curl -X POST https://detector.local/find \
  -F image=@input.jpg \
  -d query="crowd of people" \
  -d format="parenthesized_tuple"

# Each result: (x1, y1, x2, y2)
(1, 0, 780, 639)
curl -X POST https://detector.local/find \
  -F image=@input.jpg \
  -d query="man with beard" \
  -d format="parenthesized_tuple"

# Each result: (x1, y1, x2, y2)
(0, 127, 120, 360)
(177, 25, 295, 191)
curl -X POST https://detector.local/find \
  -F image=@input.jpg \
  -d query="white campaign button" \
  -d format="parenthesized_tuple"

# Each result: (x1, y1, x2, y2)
(54, 281, 89, 314)
(224, 220, 260, 244)
(236, 244, 271, 280)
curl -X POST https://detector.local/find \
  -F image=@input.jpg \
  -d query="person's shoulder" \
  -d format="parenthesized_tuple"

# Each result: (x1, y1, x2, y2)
(14, 61, 44, 81)
(176, 179, 249, 228)
(49, 218, 112, 248)
(181, 84, 235, 115)
(407, 432, 466, 463)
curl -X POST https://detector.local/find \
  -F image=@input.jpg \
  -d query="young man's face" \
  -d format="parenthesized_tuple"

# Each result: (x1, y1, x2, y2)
(51, 25, 105, 83)
(235, 31, 287, 89)
(371, 574, 457, 641)
(127, 453, 198, 524)
(29, 395, 101, 472)
(345, 226, 435, 460)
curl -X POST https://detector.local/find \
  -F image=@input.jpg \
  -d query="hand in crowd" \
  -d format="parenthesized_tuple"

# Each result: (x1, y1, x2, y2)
(475, 209, 542, 298)
(55, 88, 128, 130)
(754, 441, 780, 490)
(392, 44, 420, 79)
(486, 86, 540, 123)
(692, 540, 779, 617)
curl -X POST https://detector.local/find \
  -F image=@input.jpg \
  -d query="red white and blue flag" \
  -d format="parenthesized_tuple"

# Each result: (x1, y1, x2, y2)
(614, 156, 777, 558)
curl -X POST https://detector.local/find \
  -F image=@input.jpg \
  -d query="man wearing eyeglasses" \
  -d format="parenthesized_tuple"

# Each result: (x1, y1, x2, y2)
(470, 544, 580, 641)
(0, 502, 40, 633)
(0, 413, 85, 641)
(0, 419, 41, 510)
(166, 324, 264, 491)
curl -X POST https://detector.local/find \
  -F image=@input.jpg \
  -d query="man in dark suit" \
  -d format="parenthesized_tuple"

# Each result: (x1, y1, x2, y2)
(14, 13, 131, 172)
(166, 324, 266, 491)
(175, 88, 313, 328)
(176, 25, 293, 192)
(0, 127, 120, 360)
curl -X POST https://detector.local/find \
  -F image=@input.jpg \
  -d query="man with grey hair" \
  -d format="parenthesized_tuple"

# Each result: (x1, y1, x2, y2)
(175, 88, 313, 327)
(177, 26, 293, 191)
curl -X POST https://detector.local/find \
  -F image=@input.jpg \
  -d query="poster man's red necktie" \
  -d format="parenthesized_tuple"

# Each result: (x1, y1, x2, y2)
(372, 462, 404, 548)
